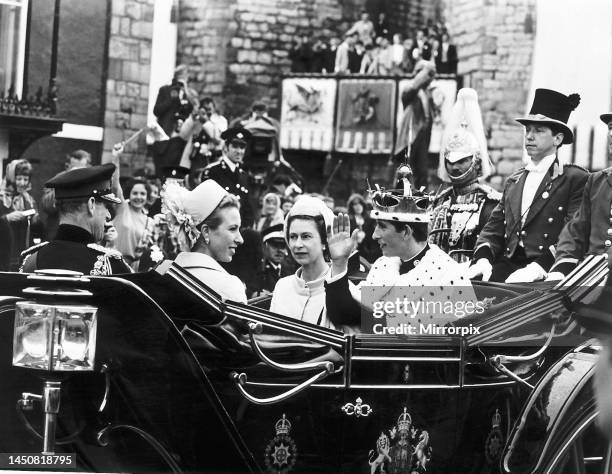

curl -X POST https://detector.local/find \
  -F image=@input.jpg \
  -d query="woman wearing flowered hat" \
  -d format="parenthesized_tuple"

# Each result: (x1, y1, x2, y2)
(269, 195, 336, 327)
(162, 179, 246, 303)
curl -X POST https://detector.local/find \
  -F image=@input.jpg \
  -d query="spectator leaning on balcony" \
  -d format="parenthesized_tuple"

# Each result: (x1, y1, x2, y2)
(334, 32, 358, 74)
(467, 89, 588, 283)
(435, 32, 458, 74)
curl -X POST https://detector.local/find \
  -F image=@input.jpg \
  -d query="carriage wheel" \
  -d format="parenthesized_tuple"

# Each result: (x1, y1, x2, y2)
(544, 411, 612, 474)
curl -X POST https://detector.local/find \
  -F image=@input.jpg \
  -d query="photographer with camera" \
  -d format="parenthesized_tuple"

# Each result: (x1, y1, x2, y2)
(153, 64, 199, 136)
(178, 97, 228, 172)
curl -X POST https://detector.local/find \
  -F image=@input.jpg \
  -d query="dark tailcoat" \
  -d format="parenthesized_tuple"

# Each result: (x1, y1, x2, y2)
(551, 168, 612, 274)
(20, 224, 132, 275)
(473, 162, 588, 280)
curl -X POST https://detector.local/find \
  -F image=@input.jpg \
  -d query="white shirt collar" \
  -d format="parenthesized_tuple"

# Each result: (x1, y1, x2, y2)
(525, 153, 556, 172)
(222, 155, 238, 172)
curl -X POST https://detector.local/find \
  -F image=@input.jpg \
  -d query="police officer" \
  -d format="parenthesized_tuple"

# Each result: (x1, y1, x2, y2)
(547, 112, 612, 279)
(202, 126, 254, 226)
(20, 164, 132, 275)
(253, 223, 295, 295)
(467, 88, 588, 283)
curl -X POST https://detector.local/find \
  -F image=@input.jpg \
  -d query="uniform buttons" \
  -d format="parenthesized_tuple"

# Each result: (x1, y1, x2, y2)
(235, 184, 240, 188)
(606, 240, 612, 248)
(558, 206, 564, 212)
(538, 245, 543, 250)
(548, 217, 554, 223)
(504, 233, 507, 238)
(520, 230, 526, 236)
(225, 187, 229, 191)
(543, 233, 549, 238)
(506, 247, 510, 252)
(608, 229, 612, 236)
(504, 220, 507, 225)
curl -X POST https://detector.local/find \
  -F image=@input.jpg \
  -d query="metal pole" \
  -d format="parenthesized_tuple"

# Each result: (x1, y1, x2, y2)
(49, 0, 61, 89)
(42, 381, 61, 454)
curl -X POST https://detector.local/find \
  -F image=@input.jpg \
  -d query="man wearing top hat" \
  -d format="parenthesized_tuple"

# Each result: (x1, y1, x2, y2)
(467, 88, 589, 283)
(324, 177, 475, 329)
(546, 112, 612, 279)
(20, 164, 131, 275)
(202, 126, 254, 227)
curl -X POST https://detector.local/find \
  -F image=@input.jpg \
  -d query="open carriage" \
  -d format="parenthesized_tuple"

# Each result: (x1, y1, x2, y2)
(0, 255, 610, 473)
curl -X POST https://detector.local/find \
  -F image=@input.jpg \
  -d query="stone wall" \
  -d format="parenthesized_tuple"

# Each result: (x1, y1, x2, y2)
(444, 0, 537, 176)
(101, 0, 154, 173)
(177, 0, 443, 120)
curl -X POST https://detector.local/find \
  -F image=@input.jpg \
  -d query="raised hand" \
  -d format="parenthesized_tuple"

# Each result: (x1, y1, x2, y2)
(327, 213, 359, 266)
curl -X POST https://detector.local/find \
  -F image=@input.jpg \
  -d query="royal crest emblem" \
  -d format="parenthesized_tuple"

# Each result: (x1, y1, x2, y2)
(485, 408, 504, 464)
(264, 414, 298, 474)
(367, 407, 432, 474)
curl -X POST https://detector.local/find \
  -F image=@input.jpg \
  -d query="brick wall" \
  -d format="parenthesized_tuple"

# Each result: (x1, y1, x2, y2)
(101, 0, 155, 174)
(444, 0, 537, 176)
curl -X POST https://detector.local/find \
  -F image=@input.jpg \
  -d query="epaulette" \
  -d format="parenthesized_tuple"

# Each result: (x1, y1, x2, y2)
(20, 241, 48, 258)
(432, 186, 453, 204)
(87, 243, 123, 259)
(476, 183, 502, 201)
(204, 160, 222, 169)
(510, 167, 526, 177)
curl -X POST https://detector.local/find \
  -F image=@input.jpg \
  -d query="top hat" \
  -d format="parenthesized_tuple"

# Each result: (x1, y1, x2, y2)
(600, 113, 612, 125)
(515, 88, 580, 144)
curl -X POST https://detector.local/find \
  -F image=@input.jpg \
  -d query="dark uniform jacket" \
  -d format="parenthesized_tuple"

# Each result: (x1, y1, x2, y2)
(202, 157, 254, 226)
(551, 168, 612, 275)
(20, 224, 132, 275)
(253, 258, 294, 296)
(430, 183, 500, 261)
(473, 162, 588, 271)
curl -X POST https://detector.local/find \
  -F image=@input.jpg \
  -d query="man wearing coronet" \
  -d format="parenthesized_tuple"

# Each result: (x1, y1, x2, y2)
(546, 112, 612, 279)
(324, 175, 474, 330)
(467, 88, 588, 283)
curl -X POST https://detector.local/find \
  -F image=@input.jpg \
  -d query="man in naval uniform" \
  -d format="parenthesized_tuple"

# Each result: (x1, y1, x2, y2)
(430, 88, 500, 262)
(467, 88, 588, 283)
(324, 176, 474, 329)
(201, 127, 254, 227)
(20, 164, 131, 275)
(547, 112, 612, 279)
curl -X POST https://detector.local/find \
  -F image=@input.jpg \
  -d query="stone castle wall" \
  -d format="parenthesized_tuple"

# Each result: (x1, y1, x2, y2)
(101, 0, 154, 173)
(444, 0, 537, 176)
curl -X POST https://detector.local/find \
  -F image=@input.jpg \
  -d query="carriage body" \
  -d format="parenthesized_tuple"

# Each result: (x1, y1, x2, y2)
(0, 261, 606, 473)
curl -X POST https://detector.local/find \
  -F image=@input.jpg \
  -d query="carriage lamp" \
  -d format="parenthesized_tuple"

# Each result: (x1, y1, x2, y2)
(13, 301, 98, 371)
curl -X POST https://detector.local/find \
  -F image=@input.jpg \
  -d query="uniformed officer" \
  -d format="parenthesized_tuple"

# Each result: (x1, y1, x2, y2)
(201, 127, 254, 227)
(252, 223, 295, 296)
(430, 88, 501, 262)
(547, 112, 612, 279)
(20, 164, 132, 275)
(467, 88, 588, 283)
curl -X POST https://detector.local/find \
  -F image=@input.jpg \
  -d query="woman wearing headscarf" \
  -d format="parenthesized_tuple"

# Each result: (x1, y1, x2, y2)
(0, 159, 38, 270)
(162, 179, 246, 303)
(269, 195, 336, 327)
(255, 192, 284, 232)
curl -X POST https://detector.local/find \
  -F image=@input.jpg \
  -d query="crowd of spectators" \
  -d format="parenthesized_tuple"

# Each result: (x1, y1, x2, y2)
(289, 11, 458, 75)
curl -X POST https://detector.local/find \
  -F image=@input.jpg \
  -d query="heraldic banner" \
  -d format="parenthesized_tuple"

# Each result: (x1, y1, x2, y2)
(335, 79, 396, 154)
(280, 78, 337, 151)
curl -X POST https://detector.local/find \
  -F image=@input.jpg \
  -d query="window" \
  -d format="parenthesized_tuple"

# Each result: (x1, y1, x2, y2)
(0, 0, 28, 98)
